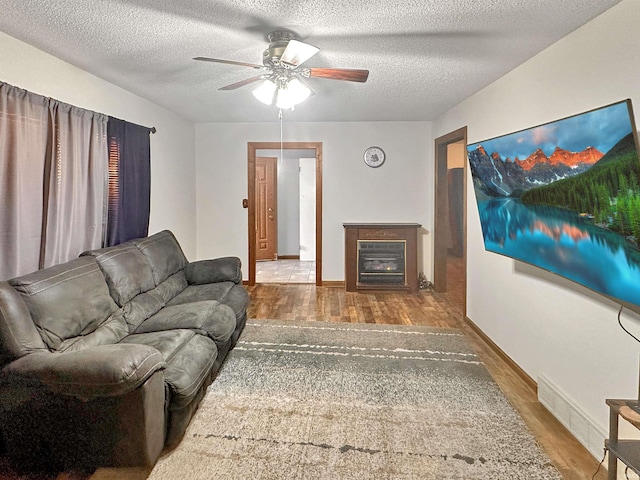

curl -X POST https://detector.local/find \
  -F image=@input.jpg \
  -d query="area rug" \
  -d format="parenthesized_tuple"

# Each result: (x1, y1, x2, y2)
(148, 320, 561, 480)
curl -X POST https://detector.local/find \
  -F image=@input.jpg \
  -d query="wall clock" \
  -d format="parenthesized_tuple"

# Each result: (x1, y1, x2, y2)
(364, 146, 385, 168)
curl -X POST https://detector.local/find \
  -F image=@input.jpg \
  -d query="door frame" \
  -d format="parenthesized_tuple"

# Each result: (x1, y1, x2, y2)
(247, 141, 323, 286)
(433, 127, 467, 308)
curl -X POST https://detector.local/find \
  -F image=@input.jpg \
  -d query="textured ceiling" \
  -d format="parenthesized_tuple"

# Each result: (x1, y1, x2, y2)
(0, 0, 622, 123)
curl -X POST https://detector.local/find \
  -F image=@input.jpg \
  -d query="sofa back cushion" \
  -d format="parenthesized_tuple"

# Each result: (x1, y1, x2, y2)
(81, 243, 156, 307)
(9, 257, 118, 351)
(132, 230, 188, 285)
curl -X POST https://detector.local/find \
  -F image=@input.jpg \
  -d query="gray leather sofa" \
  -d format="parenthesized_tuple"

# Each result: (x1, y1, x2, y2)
(0, 230, 249, 471)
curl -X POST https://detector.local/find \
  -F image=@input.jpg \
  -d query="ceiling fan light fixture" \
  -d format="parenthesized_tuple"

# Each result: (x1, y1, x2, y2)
(197, 29, 368, 112)
(253, 79, 277, 105)
(275, 78, 311, 110)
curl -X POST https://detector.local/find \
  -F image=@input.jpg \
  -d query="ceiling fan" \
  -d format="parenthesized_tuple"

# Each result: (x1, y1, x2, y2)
(194, 30, 369, 109)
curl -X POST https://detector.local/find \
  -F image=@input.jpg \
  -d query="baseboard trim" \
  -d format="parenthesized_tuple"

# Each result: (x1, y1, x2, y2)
(464, 316, 537, 392)
(321, 281, 345, 288)
(277, 255, 300, 260)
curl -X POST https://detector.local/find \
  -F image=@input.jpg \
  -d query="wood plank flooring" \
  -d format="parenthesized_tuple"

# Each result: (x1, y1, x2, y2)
(0, 280, 607, 480)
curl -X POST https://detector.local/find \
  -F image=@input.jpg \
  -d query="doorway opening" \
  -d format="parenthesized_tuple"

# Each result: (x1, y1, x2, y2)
(247, 142, 323, 286)
(433, 127, 467, 312)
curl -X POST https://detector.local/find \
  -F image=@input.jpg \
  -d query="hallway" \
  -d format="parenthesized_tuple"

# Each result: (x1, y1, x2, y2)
(255, 259, 316, 284)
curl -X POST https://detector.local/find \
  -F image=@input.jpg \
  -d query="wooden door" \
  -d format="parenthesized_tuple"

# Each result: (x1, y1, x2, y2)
(255, 156, 278, 261)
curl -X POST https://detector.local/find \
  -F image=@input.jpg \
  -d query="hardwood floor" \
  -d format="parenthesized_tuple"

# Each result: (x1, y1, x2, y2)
(1, 282, 607, 480)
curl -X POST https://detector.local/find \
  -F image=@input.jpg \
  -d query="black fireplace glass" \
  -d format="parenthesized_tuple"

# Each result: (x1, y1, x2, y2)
(357, 240, 406, 285)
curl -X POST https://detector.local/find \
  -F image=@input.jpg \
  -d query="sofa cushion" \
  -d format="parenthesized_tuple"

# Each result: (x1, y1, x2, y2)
(121, 330, 217, 410)
(81, 243, 155, 307)
(121, 289, 165, 332)
(57, 310, 130, 353)
(132, 231, 188, 286)
(153, 271, 188, 305)
(167, 282, 250, 324)
(9, 257, 118, 351)
(114, 272, 187, 333)
(134, 301, 236, 349)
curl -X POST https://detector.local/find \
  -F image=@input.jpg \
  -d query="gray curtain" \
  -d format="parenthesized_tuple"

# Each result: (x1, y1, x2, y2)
(0, 82, 108, 279)
(42, 102, 108, 267)
(0, 83, 49, 279)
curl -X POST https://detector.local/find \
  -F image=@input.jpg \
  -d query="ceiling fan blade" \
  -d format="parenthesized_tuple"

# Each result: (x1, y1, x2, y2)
(219, 75, 265, 91)
(308, 68, 369, 82)
(281, 39, 320, 67)
(194, 57, 265, 70)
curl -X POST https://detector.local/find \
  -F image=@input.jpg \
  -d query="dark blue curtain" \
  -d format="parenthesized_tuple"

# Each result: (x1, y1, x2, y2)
(106, 117, 151, 246)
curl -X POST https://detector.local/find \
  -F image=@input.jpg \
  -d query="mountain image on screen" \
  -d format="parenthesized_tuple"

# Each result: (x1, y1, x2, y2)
(468, 144, 603, 198)
(466, 99, 640, 309)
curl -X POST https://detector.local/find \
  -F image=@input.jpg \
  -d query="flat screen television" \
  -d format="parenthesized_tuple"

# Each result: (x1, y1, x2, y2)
(467, 99, 640, 309)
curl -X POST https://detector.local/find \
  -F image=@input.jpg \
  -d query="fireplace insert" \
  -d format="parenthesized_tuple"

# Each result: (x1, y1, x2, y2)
(357, 240, 406, 285)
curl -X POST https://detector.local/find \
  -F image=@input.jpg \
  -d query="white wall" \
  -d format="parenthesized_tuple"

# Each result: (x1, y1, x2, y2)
(434, 0, 640, 452)
(0, 32, 197, 257)
(277, 152, 301, 256)
(195, 121, 432, 279)
(299, 157, 317, 262)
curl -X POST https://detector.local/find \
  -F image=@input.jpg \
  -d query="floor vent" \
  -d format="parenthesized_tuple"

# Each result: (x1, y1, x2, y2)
(537, 375, 606, 459)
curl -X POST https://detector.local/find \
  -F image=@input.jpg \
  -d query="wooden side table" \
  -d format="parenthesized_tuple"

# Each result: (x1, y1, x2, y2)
(605, 399, 640, 479)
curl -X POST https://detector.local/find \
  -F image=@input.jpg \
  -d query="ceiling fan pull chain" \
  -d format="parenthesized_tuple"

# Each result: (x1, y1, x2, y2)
(279, 108, 284, 162)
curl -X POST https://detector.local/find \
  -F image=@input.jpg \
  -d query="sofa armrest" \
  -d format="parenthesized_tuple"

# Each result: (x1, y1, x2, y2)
(1, 344, 165, 400)
(185, 257, 242, 285)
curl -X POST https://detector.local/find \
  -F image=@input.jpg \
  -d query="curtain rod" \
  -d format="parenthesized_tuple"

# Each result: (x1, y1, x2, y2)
(1, 81, 158, 133)
(129, 120, 156, 134)
(109, 114, 156, 134)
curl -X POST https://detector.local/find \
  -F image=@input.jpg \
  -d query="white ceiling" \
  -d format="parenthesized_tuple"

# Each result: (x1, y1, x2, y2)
(0, 0, 622, 123)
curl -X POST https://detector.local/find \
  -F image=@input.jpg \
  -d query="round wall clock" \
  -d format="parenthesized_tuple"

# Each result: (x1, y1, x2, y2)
(364, 146, 386, 168)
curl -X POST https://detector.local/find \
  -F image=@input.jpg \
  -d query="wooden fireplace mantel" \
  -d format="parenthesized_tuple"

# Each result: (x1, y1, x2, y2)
(343, 223, 421, 293)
